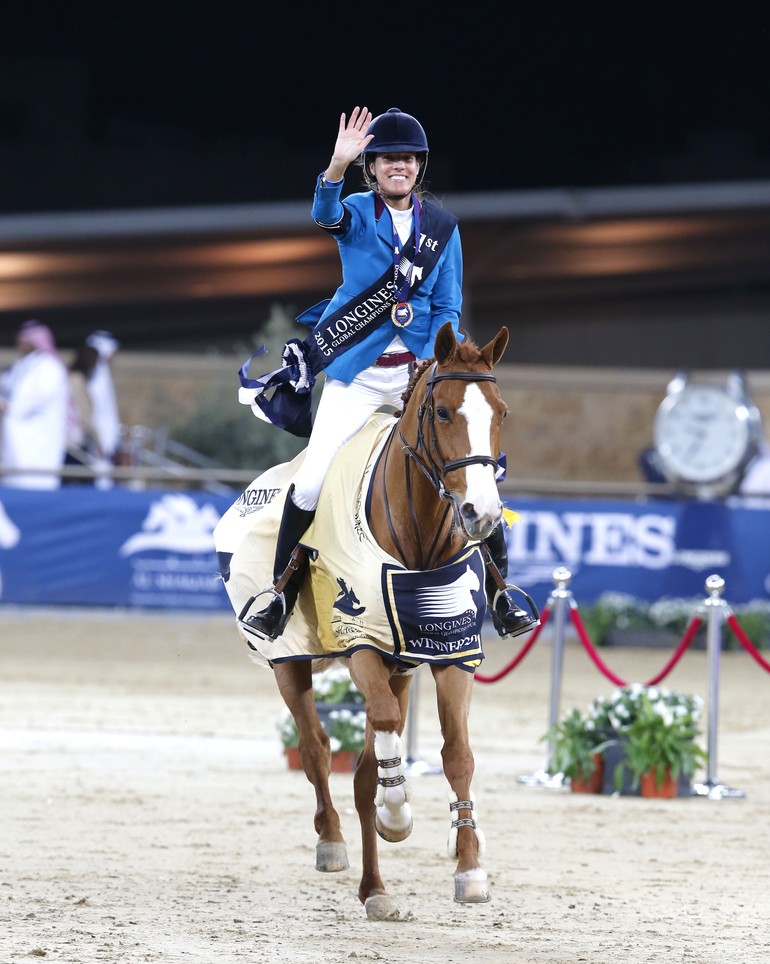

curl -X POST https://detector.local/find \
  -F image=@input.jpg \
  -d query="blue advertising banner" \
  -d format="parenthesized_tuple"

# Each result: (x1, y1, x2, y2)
(504, 497, 770, 607)
(0, 485, 234, 610)
(0, 486, 767, 610)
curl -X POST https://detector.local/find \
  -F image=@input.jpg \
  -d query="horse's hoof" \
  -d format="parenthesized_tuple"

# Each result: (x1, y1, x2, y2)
(375, 813, 413, 843)
(315, 841, 349, 873)
(454, 867, 491, 903)
(364, 894, 402, 921)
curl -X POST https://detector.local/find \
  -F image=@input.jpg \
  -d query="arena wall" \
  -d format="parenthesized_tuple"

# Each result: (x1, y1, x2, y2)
(2, 348, 769, 485)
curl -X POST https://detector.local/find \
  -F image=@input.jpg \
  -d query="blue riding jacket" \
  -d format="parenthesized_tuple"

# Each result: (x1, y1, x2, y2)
(298, 174, 463, 383)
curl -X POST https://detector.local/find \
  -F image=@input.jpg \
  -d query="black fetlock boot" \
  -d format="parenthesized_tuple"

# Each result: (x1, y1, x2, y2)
(483, 523, 540, 639)
(241, 485, 316, 641)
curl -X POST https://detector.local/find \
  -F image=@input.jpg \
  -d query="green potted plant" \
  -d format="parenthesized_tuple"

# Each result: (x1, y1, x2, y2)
(546, 706, 615, 793)
(604, 685, 707, 797)
(278, 663, 367, 772)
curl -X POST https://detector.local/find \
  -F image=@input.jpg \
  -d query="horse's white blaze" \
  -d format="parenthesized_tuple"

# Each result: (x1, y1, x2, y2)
(457, 383, 502, 524)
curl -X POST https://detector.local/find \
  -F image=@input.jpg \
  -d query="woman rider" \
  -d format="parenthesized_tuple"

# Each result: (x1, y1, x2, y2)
(244, 106, 537, 642)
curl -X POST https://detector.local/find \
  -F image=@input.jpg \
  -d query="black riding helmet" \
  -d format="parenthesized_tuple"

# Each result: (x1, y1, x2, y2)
(361, 108, 429, 186)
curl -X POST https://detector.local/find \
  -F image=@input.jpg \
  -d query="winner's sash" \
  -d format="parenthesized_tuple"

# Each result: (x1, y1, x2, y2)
(237, 198, 457, 436)
(302, 198, 458, 372)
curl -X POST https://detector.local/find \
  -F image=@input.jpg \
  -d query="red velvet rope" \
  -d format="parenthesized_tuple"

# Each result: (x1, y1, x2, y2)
(474, 606, 551, 684)
(473, 596, 770, 689)
(569, 606, 704, 687)
(726, 614, 770, 673)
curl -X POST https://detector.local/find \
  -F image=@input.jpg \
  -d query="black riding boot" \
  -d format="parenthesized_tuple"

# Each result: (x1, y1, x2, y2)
(484, 523, 540, 638)
(243, 485, 316, 640)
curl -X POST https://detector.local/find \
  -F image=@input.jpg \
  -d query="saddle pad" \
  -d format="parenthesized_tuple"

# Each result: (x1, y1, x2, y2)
(215, 414, 485, 670)
(380, 548, 486, 664)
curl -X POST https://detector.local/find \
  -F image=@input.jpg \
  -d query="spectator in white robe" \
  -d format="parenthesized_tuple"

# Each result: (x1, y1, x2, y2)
(0, 321, 69, 489)
(85, 330, 122, 463)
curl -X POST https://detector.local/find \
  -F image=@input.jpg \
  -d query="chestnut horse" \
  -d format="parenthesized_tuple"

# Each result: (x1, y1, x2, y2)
(230, 322, 510, 919)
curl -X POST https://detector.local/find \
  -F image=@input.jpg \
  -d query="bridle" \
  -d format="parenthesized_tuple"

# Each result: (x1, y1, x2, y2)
(379, 363, 502, 569)
(402, 365, 501, 491)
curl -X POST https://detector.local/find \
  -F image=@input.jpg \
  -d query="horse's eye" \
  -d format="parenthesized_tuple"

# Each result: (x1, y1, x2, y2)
(435, 407, 451, 422)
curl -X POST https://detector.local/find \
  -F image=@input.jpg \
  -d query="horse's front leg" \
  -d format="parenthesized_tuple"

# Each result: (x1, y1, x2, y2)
(348, 651, 413, 919)
(431, 663, 490, 903)
(349, 650, 412, 844)
(273, 660, 349, 872)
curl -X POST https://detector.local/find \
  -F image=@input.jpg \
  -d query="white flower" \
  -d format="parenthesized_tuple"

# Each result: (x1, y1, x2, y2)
(692, 695, 704, 717)
(311, 664, 364, 704)
(654, 703, 675, 727)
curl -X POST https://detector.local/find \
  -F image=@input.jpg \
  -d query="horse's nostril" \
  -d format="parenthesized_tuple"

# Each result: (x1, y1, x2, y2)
(461, 502, 478, 521)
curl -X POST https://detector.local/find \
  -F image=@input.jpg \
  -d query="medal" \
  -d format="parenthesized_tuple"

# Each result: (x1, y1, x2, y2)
(390, 198, 420, 330)
(391, 302, 414, 327)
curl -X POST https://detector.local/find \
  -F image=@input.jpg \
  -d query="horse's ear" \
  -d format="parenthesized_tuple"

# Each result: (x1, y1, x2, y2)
(433, 321, 458, 365)
(480, 327, 509, 368)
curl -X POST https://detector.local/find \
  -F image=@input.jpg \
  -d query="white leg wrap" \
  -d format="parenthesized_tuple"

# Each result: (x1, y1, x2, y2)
(446, 790, 486, 859)
(373, 730, 412, 841)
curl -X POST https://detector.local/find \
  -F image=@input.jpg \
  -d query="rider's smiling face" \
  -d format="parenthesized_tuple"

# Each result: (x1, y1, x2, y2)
(369, 153, 420, 204)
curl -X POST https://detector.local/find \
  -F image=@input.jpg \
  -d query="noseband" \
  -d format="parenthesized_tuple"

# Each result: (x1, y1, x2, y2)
(379, 364, 502, 569)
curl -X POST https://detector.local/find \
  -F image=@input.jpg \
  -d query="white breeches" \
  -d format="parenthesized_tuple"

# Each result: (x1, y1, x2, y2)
(291, 364, 412, 511)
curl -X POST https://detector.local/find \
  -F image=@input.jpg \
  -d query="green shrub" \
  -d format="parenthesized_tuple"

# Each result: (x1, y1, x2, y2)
(581, 592, 770, 650)
(169, 304, 314, 470)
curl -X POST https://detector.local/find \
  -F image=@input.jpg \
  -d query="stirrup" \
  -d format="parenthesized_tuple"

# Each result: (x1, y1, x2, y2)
(491, 584, 540, 639)
(237, 589, 288, 642)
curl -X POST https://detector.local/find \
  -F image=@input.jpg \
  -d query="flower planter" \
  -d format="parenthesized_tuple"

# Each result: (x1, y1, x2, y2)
(552, 686, 704, 799)
(601, 740, 638, 796)
(601, 741, 693, 797)
(284, 747, 359, 772)
(570, 754, 604, 793)
(640, 767, 679, 798)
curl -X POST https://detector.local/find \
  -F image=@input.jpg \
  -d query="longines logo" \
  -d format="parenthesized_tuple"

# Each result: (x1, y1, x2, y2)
(234, 485, 281, 517)
(507, 509, 730, 577)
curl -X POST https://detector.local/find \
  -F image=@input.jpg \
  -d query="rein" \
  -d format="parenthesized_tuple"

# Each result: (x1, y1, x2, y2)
(379, 364, 500, 570)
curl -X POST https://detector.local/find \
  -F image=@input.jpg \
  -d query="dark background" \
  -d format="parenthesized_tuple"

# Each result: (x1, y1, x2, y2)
(2, 10, 768, 213)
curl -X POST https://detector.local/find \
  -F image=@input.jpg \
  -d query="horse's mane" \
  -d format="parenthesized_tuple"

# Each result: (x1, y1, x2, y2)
(399, 335, 483, 412)
(400, 357, 434, 410)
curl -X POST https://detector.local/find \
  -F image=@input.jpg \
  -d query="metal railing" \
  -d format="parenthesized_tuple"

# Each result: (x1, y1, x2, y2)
(0, 461, 692, 499)
(1, 424, 768, 501)
(0, 425, 253, 495)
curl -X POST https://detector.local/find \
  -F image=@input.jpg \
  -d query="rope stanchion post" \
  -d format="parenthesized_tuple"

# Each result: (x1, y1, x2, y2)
(517, 566, 572, 789)
(691, 574, 746, 800)
(404, 671, 442, 776)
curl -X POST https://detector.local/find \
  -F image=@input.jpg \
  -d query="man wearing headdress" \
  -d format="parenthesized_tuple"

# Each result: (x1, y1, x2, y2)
(0, 321, 69, 489)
